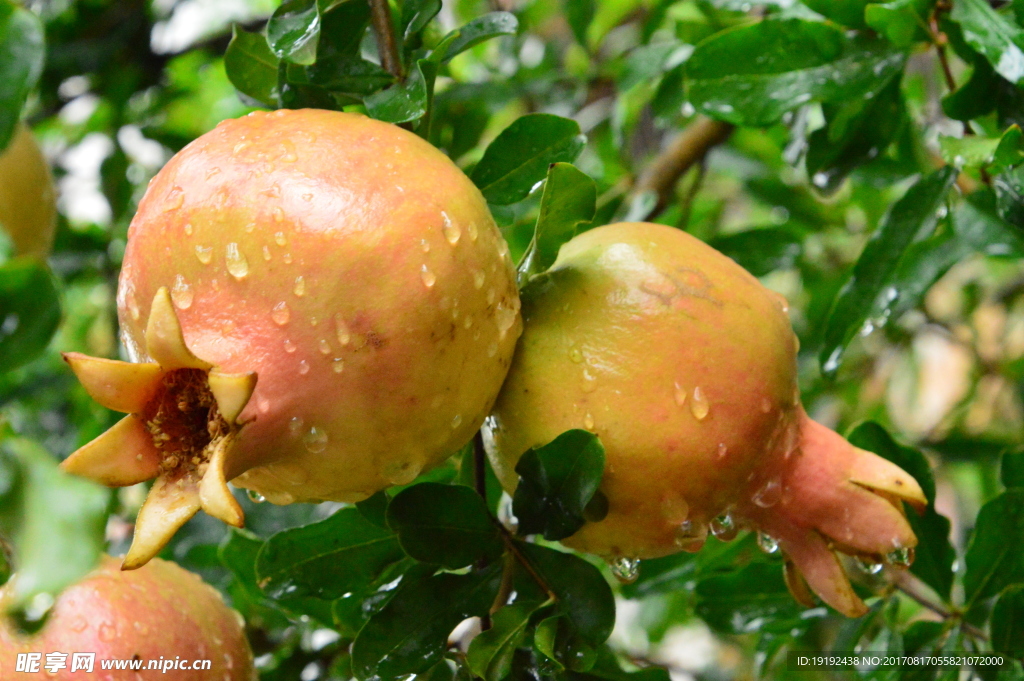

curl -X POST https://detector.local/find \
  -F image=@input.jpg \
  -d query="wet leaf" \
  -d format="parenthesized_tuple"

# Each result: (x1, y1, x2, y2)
(256, 507, 404, 600)
(0, 2, 44, 149)
(401, 0, 442, 42)
(0, 257, 61, 373)
(865, 0, 935, 47)
(991, 584, 1024, 657)
(694, 562, 804, 634)
(940, 125, 1024, 171)
(356, 490, 390, 529)
(471, 114, 586, 205)
(267, 0, 320, 65)
(365, 58, 436, 124)
(225, 24, 281, 107)
(386, 482, 503, 568)
(513, 429, 605, 541)
(802, 0, 872, 28)
(534, 614, 597, 672)
(467, 601, 543, 681)
(433, 12, 518, 64)
(1003, 448, 1024, 488)
(950, 0, 1024, 85)
(292, 55, 393, 95)
(963, 489, 1024, 605)
(708, 227, 803, 277)
(518, 163, 596, 282)
(351, 563, 503, 681)
(995, 164, 1024, 229)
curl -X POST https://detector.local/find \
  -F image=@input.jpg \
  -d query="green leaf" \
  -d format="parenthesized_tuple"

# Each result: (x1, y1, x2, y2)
(467, 601, 543, 681)
(513, 429, 605, 541)
(471, 114, 586, 205)
(0, 3, 44, 149)
(317, 0, 372, 59)
(515, 542, 615, 645)
(518, 163, 596, 282)
(292, 55, 393, 95)
(942, 56, 1000, 122)
(1003, 448, 1024, 488)
(684, 19, 905, 126)
(255, 507, 404, 600)
(865, 0, 935, 47)
(564, 0, 596, 46)
(991, 584, 1024, 658)
(225, 25, 281, 107)
(950, 0, 1024, 85)
(0, 257, 61, 373)
(357, 489, 390, 529)
(940, 125, 1024, 171)
(401, 0, 442, 41)
(708, 227, 803, 277)
(806, 77, 905, 194)
(0, 437, 108, 626)
(819, 166, 958, 376)
(534, 614, 597, 672)
(267, 0, 320, 66)
(694, 562, 803, 634)
(365, 58, 436, 124)
(963, 489, 1024, 605)
(433, 12, 518, 64)
(995, 164, 1024, 229)
(802, 0, 871, 28)
(386, 482, 503, 568)
(351, 563, 503, 681)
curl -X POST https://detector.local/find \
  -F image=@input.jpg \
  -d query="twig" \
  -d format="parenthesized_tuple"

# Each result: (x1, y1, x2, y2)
(676, 159, 707, 230)
(369, 0, 403, 81)
(495, 522, 558, 602)
(887, 568, 989, 642)
(631, 116, 734, 220)
(473, 432, 493, 631)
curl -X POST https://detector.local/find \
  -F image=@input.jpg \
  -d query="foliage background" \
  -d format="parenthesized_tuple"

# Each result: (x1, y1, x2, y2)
(2, 0, 1024, 678)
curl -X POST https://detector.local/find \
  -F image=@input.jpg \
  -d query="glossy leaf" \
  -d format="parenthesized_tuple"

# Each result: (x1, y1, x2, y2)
(515, 542, 615, 645)
(267, 0, 320, 66)
(801, 0, 871, 28)
(467, 601, 542, 681)
(293, 55, 393, 95)
(991, 584, 1024, 657)
(534, 614, 597, 672)
(401, 0, 442, 41)
(0, 257, 61, 373)
(950, 0, 1024, 85)
(386, 482, 503, 568)
(684, 19, 905, 126)
(365, 59, 435, 124)
(317, 0, 372, 59)
(0, 437, 108, 626)
(518, 163, 596, 282)
(963, 489, 1024, 605)
(434, 12, 518, 64)
(1003, 449, 1024, 488)
(471, 114, 586, 205)
(0, 2, 44, 149)
(357, 489, 390, 529)
(942, 56, 999, 122)
(995, 164, 1024, 229)
(513, 429, 605, 541)
(819, 166, 958, 376)
(351, 563, 503, 681)
(225, 25, 281, 107)
(256, 507, 404, 600)
(694, 562, 803, 634)
(940, 125, 1023, 171)
(865, 0, 935, 47)
(708, 227, 802, 277)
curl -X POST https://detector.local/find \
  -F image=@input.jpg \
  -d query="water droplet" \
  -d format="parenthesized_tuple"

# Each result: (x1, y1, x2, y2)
(441, 211, 461, 244)
(318, 339, 331, 355)
(273, 206, 285, 222)
(334, 314, 351, 346)
(206, 167, 221, 179)
(256, 396, 270, 413)
(487, 341, 498, 357)
(473, 270, 485, 289)
(486, 288, 496, 305)
(263, 245, 272, 261)
(233, 141, 250, 154)
(126, 290, 140, 320)
(420, 264, 436, 288)
(383, 460, 421, 486)
(303, 426, 328, 453)
(283, 253, 293, 264)
(70, 616, 88, 633)
(885, 546, 914, 568)
(609, 557, 640, 584)
(168, 274, 193, 310)
(690, 386, 710, 420)
(467, 221, 478, 241)
(163, 185, 184, 212)
(757, 532, 779, 554)
(247, 489, 265, 503)
(710, 513, 737, 541)
(99, 622, 116, 642)
(293, 276, 306, 296)
(184, 222, 193, 236)
(195, 244, 213, 264)
(289, 416, 304, 436)
(581, 368, 597, 393)
(302, 192, 314, 202)
(226, 243, 249, 279)
(856, 558, 884, 575)
(284, 339, 297, 353)
(752, 477, 782, 508)
(569, 346, 584, 363)
(463, 316, 473, 329)
(298, 360, 310, 375)
(717, 442, 728, 458)
(673, 382, 687, 407)
(451, 414, 463, 429)
(332, 358, 344, 373)
(274, 231, 287, 246)
(420, 239, 431, 253)
(760, 397, 772, 413)
(584, 412, 595, 429)
(674, 519, 707, 551)
(496, 301, 517, 339)
(271, 301, 290, 325)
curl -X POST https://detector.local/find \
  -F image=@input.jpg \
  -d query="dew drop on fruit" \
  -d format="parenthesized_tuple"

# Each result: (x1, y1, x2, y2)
(467, 221, 478, 241)
(609, 557, 640, 584)
(717, 442, 728, 458)
(659, 494, 689, 524)
(885, 546, 914, 568)
(441, 211, 461, 245)
(332, 358, 344, 373)
(487, 341, 498, 357)
(757, 531, 779, 554)
(464, 316, 473, 329)
(274, 231, 287, 246)
(303, 426, 329, 453)
(581, 369, 597, 393)
(674, 519, 707, 551)
(384, 460, 421, 486)
(257, 396, 270, 413)
(283, 253, 293, 264)
(752, 477, 782, 508)
(760, 397, 772, 413)
(226, 243, 249, 279)
(420, 264, 436, 288)
(284, 339, 297, 353)
(247, 489, 266, 503)
(261, 245, 271, 262)
(690, 386, 710, 420)
(272, 301, 290, 325)
(184, 222, 193, 236)
(288, 416, 304, 436)
(473, 270, 485, 289)
(583, 412, 595, 429)
(420, 239, 431, 253)
(451, 414, 463, 429)
(302, 192, 313, 202)
(486, 288, 496, 305)
(195, 244, 213, 264)
(496, 301, 517, 339)
(673, 382, 687, 407)
(126, 290, 140, 320)
(162, 185, 184, 212)
(319, 339, 331, 355)
(273, 206, 285, 222)
(569, 346, 584, 363)
(171, 275, 193, 309)
(298, 360, 310, 375)
(856, 558, 884, 575)
(710, 513, 737, 541)
(334, 314, 351, 346)
(293, 276, 306, 296)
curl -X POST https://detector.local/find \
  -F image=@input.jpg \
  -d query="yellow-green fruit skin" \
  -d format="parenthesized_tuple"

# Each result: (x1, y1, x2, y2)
(0, 123, 57, 258)
(484, 222, 799, 560)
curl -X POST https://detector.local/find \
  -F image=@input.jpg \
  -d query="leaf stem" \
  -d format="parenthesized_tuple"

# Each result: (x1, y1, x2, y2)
(887, 568, 988, 642)
(369, 0, 403, 81)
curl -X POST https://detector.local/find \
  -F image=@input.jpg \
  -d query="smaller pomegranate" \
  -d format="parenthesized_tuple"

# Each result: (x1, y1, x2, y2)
(0, 123, 57, 258)
(485, 222, 926, 616)
(0, 555, 255, 680)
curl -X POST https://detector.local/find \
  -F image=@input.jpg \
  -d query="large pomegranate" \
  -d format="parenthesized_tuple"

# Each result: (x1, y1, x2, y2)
(62, 109, 521, 568)
(0, 555, 254, 680)
(484, 222, 926, 616)
(0, 123, 57, 258)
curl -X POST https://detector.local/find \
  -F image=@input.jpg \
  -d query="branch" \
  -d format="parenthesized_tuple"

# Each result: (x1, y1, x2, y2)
(887, 568, 989, 642)
(631, 116, 734, 220)
(369, 0, 403, 81)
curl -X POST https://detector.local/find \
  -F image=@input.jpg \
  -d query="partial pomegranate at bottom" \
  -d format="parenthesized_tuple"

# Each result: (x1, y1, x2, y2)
(0, 555, 254, 680)
(484, 222, 926, 617)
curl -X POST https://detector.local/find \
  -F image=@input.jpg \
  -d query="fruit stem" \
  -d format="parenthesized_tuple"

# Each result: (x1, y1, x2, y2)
(369, 0, 404, 81)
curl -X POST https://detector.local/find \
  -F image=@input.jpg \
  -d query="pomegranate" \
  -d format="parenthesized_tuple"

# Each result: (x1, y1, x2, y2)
(62, 109, 521, 568)
(483, 222, 926, 616)
(0, 555, 254, 680)
(0, 123, 57, 258)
